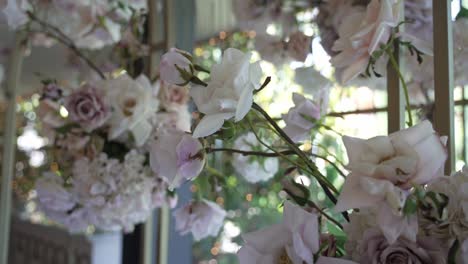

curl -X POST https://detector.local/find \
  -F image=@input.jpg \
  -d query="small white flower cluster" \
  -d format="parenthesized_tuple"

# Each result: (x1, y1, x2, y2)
(36, 151, 175, 232)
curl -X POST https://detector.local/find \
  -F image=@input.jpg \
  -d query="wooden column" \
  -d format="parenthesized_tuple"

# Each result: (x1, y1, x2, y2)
(433, 0, 455, 174)
(387, 1, 405, 133)
(164, 1, 195, 263)
(387, 41, 405, 133)
(144, 1, 170, 264)
(0, 33, 24, 264)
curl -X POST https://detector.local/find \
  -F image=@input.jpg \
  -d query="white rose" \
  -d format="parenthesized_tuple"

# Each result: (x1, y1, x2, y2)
(104, 74, 159, 146)
(174, 199, 226, 241)
(190, 48, 262, 138)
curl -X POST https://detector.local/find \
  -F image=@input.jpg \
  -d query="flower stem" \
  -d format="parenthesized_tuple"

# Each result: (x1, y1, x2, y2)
(251, 103, 342, 204)
(245, 118, 314, 178)
(246, 117, 349, 222)
(386, 48, 413, 127)
(206, 147, 346, 179)
(254, 76, 272, 94)
(206, 147, 295, 157)
(306, 201, 343, 229)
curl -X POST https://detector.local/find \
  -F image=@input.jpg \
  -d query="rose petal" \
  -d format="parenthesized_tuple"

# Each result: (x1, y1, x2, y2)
(335, 174, 383, 212)
(192, 113, 233, 138)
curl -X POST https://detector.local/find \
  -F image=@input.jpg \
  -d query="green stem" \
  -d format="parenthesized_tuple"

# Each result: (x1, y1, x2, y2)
(254, 76, 272, 94)
(206, 147, 346, 179)
(206, 147, 295, 157)
(246, 119, 312, 175)
(252, 103, 338, 194)
(306, 201, 343, 229)
(246, 118, 348, 222)
(386, 48, 413, 127)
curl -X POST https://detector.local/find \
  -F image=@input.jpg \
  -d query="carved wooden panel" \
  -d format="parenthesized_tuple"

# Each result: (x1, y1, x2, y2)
(9, 219, 92, 264)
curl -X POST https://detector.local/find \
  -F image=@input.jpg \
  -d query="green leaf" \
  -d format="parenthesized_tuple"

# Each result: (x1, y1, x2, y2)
(194, 64, 210, 73)
(216, 120, 236, 140)
(403, 197, 417, 215)
(327, 221, 346, 238)
(175, 64, 194, 83)
(456, 7, 468, 20)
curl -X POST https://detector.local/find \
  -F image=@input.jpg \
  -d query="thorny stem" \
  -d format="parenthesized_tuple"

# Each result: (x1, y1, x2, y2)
(246, 119, 345, 225)
(206, 147, 346, 179)
(252, 103, 338, 194)
(251, 103, 351, 222)
(26, 11, 106, 80)
(306, 201, 343, 229)
(206, 147, 295, 157)
(386, 47, 414, 127)
(246, 119, 311, 175)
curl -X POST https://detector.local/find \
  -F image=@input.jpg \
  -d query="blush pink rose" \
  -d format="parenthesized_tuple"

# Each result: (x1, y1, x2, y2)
(336, 121, 446, 213)
(65, 84, 111, 132)
(335, 121, 446, 242)
(357, 228, 447, 264)
(158, 81, 190, 110)
(330, 0, 400, 83)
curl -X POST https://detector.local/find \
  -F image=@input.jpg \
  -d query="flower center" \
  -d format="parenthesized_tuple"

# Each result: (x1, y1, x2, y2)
(277, 248, 293, 264)
(122, 98, 137, 116)
(386, 252, 409, 264)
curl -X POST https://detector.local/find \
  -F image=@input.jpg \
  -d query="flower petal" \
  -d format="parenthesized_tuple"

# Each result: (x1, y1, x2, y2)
(192, 113, 233, 138)
(377, 204, 418, 244)
(235, 84, 254, 122)
(335, 173, 383, 212)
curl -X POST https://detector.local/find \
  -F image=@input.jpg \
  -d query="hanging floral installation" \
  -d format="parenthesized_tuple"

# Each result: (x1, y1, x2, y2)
(3, 0, 468, 263)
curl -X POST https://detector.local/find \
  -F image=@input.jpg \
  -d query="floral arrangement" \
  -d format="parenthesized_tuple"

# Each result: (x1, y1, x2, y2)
(1, 0, 194, 233)
(157, 0, 465, 263)
(34, 74, 191, 232)
(3, 0, 468, 263)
